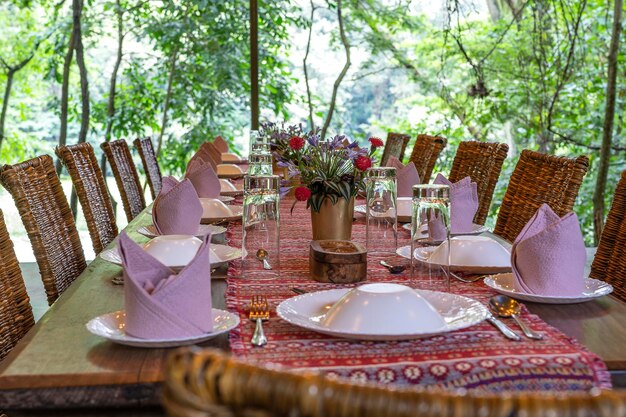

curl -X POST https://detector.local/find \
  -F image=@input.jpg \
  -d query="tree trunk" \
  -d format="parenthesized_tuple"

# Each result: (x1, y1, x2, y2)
(321, 0, 350, 140)
(485, 0, 502, 21)
(593, 0, 623, 244)
(303, 0, 316, 130)
(0, 70, 14, 152)
(156, 45, 179, 157)
(57, 28, 76, 176)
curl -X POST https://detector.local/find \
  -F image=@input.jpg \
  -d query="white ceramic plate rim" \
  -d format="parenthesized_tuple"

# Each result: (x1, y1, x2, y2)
(277, 288, 488, 340)
(86, 308, 239, 347)
(137, 224, 227, 239)
(100, 243, 241, 268)
(402, 222, 489, 236)
(395, 245, 511, 274)
(201, 205, 244, 223)
(484, 273, 613, 304)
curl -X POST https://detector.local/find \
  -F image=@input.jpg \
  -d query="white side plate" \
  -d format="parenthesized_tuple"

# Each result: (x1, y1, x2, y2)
(484, 273, 613, 304)
(396, 243, 511, 274)
(86, 309, 239, 348)
(277, 288, 488, 341)
(137, 224, 227, 239)
(402, 222, 489, 236)
(201, 205, 244, 224)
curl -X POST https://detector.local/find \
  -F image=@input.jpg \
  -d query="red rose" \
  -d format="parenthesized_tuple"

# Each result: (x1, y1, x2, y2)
(294, 186, 311, 201)
(289, 136, 305, 151)
(369, 137, 384, 148)
(354, 155, 372, 171)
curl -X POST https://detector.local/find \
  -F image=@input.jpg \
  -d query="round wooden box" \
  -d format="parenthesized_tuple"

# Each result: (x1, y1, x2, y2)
(309, 240, 367, 284)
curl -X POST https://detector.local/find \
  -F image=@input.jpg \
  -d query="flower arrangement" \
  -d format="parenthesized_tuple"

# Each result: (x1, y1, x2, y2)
(268, 124, 384, 212)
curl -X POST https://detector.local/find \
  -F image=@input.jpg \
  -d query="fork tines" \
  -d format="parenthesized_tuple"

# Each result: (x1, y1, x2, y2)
(249, 295, 270, 320)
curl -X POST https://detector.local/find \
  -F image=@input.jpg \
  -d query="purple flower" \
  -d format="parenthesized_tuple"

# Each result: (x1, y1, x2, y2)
(307, 134, 320, 147)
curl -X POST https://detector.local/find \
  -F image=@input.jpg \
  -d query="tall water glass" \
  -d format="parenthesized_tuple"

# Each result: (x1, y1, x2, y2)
(242, 175, 280, 280)
(249, 129, 261, 149)
(248, 153, 273, 176)
(365, 167, 397, 255)
(410, 184, 450, 292)
(251, 142, 271, 155)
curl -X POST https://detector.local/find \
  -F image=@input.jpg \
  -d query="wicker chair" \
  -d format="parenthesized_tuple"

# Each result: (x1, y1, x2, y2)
(101, 139, 146, 222)
(448, 141, 509, 225)
(590, 170, 626, 302)
(0, 209, 35, 362)
(493, 150, 589, 243)
(133, 136, 162, 200)
(163, 348, 626, 417)
(0, 155, 87, 305)
(55, 143, 119, 254)
(380, 132, 411, 166)
(408, 134, 447, 183)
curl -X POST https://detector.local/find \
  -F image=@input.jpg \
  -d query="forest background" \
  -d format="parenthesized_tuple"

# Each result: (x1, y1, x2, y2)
(0, 0, 624, 257)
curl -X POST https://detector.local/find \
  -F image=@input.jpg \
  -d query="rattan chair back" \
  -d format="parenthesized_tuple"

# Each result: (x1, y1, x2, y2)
(133, 137, 162, 200)
(0, 209, 35, 361)
(0, 155, 87, 305)
(408, 134, 447, 183)
(448, 141, 509, 225)
(380, 132, 411, 166)
(590, 170, 626, 302)
(163, 348, 626, 417)
(493, 150, 589, 242)
(100, 139, 146, 222)
(55, 143, 118, 254)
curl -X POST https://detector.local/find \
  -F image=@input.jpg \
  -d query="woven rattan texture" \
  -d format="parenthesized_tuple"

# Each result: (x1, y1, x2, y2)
(590, 170, 626, 302)
(380, 132, 411, 166)
(163, 348, 626, 417)
(448, 141, 509, 225)
(56, 143, 119, 254)
(0, 209, 34, 361)
(493, 150, 589, 243)
(408, 134, 447, 183)
(133, 137, 162, 200)
(0, 155, 86, 305)
(101, 139, 146, 222)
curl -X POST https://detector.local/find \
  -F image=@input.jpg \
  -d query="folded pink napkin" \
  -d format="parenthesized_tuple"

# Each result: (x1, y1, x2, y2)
(511, 204, 586, 296)
(433, 174, 478, 234)
(152, 178, 202, 235)
(385, 156, 421, 197)
(186, 143, 218, 175)
(184, 161, 220, 198)
(118, 232, 213, 339)
(213, 136, 229, 153)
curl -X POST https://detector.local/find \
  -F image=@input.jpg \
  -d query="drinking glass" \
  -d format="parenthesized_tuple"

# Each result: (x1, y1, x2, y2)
(410, 184, 450, 292)
(365, 167, 397, 255)
(249, 129, 261, 149)
(241, 175, 280, 280)
(251, 142, 271, 155)
(248, 153, 273, 176)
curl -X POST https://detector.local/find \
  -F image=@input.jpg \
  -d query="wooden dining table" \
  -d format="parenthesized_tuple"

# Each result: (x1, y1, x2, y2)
(1, 205, 625, 416)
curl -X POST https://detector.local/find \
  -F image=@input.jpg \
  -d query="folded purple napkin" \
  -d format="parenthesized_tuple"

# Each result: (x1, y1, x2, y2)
(186, 143, 218, 177)
(118, 232, 213, 339)
(184, 161, 220, 198)
(385, 156, 421, 197)
(152, 178, 202, 235)
(433, 174, 478, 234)
(511, 204, 586, 296)
(213, 136, 229, 153)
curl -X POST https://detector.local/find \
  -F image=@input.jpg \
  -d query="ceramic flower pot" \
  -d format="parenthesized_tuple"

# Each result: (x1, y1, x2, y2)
(310, 197, 354, 240)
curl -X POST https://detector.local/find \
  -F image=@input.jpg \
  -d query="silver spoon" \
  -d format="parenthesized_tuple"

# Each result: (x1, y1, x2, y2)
(256, 248, 272, 270)
(379, 260, 406, 274)
(489, 295, 543, 340)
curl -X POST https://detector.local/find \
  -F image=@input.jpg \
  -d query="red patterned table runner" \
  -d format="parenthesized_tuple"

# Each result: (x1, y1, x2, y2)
(225, 200, 611, 392)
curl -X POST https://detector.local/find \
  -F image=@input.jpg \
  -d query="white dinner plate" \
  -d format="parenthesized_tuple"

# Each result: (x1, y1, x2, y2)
(484, 273, 613, 304)
(220, 189, 244, 197)
(354, 204, 411, 223)
(277, 288, 488, 341)
(401, 223, 489, 236)
(396, 241, 512, 274)
(146, 196, 234, 215)
(218, 173, 246, 180)
(137, 224, 227, 239)
(86, 309, 239, 348)
(100, 243, 242, 270)
(201, 205, 244, 224)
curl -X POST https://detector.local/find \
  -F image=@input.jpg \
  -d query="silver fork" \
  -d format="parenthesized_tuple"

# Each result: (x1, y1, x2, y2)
(249, 295, 270, 347)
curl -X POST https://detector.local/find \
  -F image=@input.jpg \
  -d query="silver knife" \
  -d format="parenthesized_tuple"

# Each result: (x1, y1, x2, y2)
(486, 311, 521, 341)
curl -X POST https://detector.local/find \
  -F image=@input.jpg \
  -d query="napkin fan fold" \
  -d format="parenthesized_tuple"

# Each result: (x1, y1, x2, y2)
(433, 174, 478, 234)
(385, 156, 421, 197)
(152, 178, 202, 235)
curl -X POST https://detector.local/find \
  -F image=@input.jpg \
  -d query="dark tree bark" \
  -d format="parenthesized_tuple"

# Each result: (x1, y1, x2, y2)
(156, 45, 179, 157)
(57, 28, 76, 176)
(303, 0, 316, 129)
(321, 0, 350, 140)
(593, 0, 623, 244)
(0, 58, 33, 151)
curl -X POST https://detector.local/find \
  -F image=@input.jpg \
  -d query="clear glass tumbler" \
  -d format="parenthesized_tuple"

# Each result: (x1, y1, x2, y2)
(248, 153, 273, 176)
(365, 167, 397, 255)
(410, 184, 450, 292)
(251, 142, 271, 155)
(242, 175, 280, 280)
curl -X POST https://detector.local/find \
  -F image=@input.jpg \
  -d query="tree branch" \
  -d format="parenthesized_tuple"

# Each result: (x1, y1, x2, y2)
(303, 0, 316, 129)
